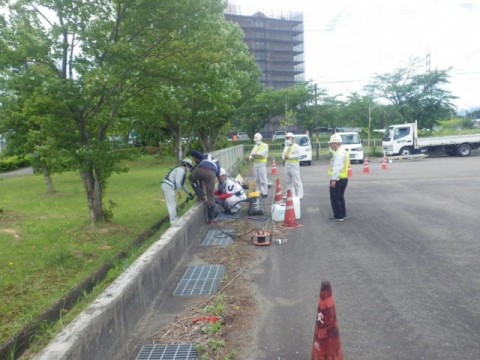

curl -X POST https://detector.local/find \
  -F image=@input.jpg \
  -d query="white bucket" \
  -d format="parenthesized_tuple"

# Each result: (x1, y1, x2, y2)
(271, 197, 301, 221)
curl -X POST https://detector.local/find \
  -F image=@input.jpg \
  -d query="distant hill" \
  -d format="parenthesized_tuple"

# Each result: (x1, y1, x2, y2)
(457, 106, 480, 117)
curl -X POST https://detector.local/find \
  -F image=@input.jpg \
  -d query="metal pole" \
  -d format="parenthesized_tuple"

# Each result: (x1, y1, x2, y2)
(315, 84, 319, 160)
(368, 106, 371, 151)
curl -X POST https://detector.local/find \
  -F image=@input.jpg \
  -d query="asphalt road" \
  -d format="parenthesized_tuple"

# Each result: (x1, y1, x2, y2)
(249, 155, 480, 360)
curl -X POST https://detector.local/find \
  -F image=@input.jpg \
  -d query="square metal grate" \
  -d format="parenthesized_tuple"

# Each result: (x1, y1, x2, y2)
(202, 229, 234, 246)
(173, 264, 225, 296)
(136, 344, 198, 360)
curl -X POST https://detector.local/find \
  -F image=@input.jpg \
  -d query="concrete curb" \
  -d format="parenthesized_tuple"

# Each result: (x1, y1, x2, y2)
(34, 203, 206, 360)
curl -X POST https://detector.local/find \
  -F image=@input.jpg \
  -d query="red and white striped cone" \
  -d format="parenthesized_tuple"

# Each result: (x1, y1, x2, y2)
(282, 189, 302, 229)
(381, 155, 389, 170)
(271, 157, 278, 175)
(362, 157, 370, 174)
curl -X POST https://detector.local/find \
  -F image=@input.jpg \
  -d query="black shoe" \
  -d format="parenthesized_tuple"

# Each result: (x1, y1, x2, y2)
(261, 194, 268, 198)
(329, 216, 344, 222)
(224, 209, 233, 215)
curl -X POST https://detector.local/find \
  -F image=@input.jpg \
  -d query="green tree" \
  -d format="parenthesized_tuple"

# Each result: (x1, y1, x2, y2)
(365, 59, 456, 130)
(0, 0, 228, 223)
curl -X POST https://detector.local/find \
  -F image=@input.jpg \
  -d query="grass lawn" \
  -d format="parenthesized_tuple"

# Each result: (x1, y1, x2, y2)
(0, 154, 187, 347)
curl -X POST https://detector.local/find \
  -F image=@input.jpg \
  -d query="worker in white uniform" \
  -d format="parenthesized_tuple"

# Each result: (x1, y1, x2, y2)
(249, 132, 269, 198)
(214, 168, 247, 214)
(282, 132, 304, 199)
(161, 158, 194, 225)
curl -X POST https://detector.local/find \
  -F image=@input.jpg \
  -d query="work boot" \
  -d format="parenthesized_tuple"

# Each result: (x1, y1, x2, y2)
(207, 205, 217, 224)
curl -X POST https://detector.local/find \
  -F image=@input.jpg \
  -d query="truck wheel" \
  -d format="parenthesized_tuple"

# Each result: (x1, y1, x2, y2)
(457, 144, 472, 157)
(399, 147, 413, 156)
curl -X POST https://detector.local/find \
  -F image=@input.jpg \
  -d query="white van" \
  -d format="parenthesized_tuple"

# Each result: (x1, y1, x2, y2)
(337, 131, 364, 163)
(285, 133, 312, 165)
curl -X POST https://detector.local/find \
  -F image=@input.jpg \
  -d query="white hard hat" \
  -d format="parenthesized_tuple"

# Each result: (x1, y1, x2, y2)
(219, 167, 227, 176)
(328, 134, 343, 144)
(253, 133, 262, 141)
(181, 158, 193, 167)
(286, 132, 294, 138)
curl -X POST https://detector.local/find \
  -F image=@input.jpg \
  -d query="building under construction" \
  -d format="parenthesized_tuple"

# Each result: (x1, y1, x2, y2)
(224, 4, 304, 89)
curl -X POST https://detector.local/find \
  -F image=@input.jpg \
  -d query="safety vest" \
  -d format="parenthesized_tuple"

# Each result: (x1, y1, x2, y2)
(252, 143, 268, 163)
(328, 147, 349, 179)
(284, 144, 300, 165)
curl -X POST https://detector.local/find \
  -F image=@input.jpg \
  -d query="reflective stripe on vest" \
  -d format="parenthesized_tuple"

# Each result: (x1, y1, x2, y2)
(328, 148, 349, 178)
(285, 144, 299, 164)
(253, 143, 268, 163)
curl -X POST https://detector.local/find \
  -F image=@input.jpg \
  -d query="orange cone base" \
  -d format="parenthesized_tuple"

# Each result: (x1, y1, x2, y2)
(280, 222, 303, 230)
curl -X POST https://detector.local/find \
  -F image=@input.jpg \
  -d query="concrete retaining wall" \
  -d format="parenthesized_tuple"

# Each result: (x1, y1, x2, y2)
(34, 204, 206, 360)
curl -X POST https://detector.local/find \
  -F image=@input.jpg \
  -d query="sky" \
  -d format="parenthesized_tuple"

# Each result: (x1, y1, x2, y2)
(227, 0, 480, 111)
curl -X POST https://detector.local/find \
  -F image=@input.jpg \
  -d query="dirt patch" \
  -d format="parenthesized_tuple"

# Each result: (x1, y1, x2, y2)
(150, 220, 268, 359)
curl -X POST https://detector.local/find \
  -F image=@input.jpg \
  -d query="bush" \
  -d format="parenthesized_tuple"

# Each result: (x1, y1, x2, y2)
(0, 155, 31, 172)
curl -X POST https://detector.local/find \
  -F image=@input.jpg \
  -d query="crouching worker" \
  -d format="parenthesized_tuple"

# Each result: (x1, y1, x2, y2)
(214, 168, 247, 215)
(189, 150, 221, 224)
(161, 158, 195, 225)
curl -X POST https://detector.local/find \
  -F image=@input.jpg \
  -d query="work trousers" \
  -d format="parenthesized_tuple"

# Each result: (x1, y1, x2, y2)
(285, 163, 303, 198)
(330, 178, 348, 219)
(189, 166, 216, 206)
(253, 162, 268, 196)
(161, 182, 178, 225)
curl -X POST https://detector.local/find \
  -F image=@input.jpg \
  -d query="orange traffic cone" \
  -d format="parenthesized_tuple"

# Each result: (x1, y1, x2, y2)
(311, 281, 343, 360)
(347, 164, 352, 178)
(362, 157, 370, 174)
(282, 190, 302, 229)
(381, 154, 389, 170)
(271, 157, 278, 175)
(274, 178, 283, 203)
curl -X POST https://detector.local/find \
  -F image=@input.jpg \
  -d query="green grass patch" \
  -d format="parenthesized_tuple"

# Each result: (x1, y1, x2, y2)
(0, 155, 185, 345)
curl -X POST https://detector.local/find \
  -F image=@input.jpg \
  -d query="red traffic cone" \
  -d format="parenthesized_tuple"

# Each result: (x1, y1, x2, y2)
(274, 178, 283, 203)
(311, 281, 343, 360)
(381, 154, 389, 170)
(347, 164, 352, 178)
(271, 157, 278, 175)
(282, 190, 302, 229)
(362, 157, 370, 174)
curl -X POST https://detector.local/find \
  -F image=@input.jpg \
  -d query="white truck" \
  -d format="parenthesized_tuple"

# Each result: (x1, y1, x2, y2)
(382, 122, 480, 157)
(337, 131, 364, 163)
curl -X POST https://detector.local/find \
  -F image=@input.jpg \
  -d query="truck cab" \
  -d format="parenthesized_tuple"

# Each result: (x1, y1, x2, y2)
(382, 123, 416, 156)
(336, 131, 364, 163)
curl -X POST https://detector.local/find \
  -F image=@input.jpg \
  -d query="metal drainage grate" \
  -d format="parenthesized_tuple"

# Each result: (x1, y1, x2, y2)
(136, 344, 198, 360)
(173, 264, 225, 296)
(216, 211, 241, 220)
(202, 229, 234, 246)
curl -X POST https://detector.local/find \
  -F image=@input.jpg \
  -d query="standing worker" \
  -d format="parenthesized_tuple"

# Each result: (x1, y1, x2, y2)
(161, 158, 195, 225)
(328, 133, 350, 222)
(189, 150, 221, 224)
(282, 132, 304, 199)
(249, 132, 269, 198)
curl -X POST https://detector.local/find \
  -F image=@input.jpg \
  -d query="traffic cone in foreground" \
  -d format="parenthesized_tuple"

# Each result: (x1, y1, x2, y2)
(282, 190, 302, 229)
(274, 178, 283, 203)
(347, 164, 352, 178)
(311, 281, 343, 360)
(362, 157, 370, 174)
(381, 154, 389, 170)
(271, 157, 278, 175)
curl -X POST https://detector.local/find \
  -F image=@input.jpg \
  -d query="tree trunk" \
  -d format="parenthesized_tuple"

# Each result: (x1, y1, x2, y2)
(42, 165, 55, 193)
(80, 167, 104, 224)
